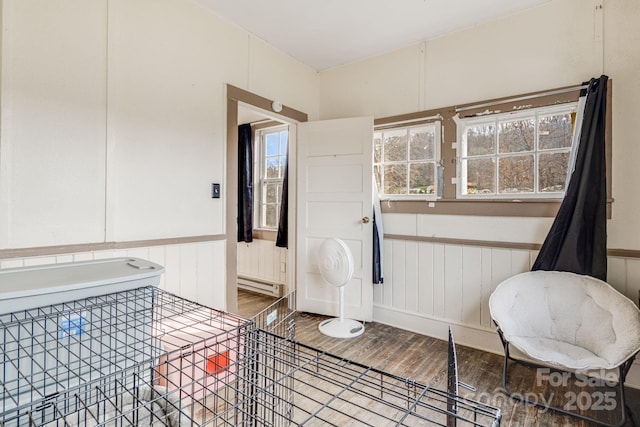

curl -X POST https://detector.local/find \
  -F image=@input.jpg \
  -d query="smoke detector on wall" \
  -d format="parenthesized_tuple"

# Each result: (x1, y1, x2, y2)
(271, 100, 283, 113)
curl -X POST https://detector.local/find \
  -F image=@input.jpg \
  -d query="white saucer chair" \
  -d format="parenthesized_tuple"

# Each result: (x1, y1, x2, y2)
(489, 270, 640, 427)
(316, 237, 364, 339)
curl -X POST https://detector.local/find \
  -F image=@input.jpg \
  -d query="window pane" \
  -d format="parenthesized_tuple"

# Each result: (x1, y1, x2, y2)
(539, 151, 570, 192)
(266, 157, 279, 178)
(539, 113, 573, 150)
(409, 162, 435, 194)
(466, 124, 495, 156)
(280, 131, 288, 154)
(384, 164, 407, 194)
(265, 183, 278, 203)
(458, 102, 578, 199)
(499, 118, 535, 153)
(498, 155, 534, 193)
(266, 133, 279, 156)
(265, 204, 278, 228)
(383, 129, 407, 162)
(373, 133, 382, 163)
(374, 164, 382, 192)
(465, 158, 495, 194)
(409, 127, 435, 160)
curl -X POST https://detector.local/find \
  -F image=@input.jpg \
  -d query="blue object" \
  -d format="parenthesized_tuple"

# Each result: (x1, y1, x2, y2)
(60, 315, 87, 338)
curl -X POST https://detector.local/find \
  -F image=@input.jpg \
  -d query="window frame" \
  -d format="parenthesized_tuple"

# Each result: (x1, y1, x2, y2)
(373, 81, 612, 218)
(255, 124, 288, 230)
(455, 102, 578, 200)
(373, 119, 442, 201)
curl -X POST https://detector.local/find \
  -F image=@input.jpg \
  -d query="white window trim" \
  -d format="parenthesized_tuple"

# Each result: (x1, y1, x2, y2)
(374, 121, 442, 201)
(255, 125, 288, 230)
(454, 103, 578, 200)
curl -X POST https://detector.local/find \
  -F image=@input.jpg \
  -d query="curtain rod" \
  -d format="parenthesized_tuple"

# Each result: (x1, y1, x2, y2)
(454, 84, 588, 113)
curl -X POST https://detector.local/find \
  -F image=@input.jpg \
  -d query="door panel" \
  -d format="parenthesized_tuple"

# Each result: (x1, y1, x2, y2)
(307, 163, 363, 193)
(297, 116, 373, 321)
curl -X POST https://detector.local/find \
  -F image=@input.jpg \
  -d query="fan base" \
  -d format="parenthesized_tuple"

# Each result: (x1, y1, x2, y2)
(318, 318, 365, 338)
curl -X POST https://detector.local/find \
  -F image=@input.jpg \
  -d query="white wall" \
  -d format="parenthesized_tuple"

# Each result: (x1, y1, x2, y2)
(421, 0, 602, 110)
(320, 0, 640, 385)
(0, 240, 227, 309)
(320, 0, 640, 252)
(317, 0, 606, 259)
(603, 0, 640, 250)
(0, 0, 108, 248)
(375, 237, 640, 387)
(320, 0, 602, 117)
(237, 239, 288, 285)
(3, 0, 638, 369)
(320, 0, 639, 252)
(0, 0, 318, 308)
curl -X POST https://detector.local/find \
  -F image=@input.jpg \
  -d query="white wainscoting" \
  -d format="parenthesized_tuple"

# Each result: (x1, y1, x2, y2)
(374, 237, 640, 388)
(237, 239, 288, 294)
(0, 240, 227, 311)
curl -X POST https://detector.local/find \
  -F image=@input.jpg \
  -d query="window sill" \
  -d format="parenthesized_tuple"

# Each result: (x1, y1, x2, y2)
(251, 228, 278, 241)
(380, 198, 612, 218)
(379, 195, 438, 202)
(380, 198, 561, 217)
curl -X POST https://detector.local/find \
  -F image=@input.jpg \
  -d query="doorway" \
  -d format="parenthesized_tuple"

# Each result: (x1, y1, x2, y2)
(225, 85, 307, 313)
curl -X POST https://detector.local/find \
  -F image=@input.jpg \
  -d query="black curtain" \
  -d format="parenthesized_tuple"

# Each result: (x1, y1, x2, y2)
(372, 178, 384, 284)
(372, 211, 383, 284)
(276, 151, 288, 248)
(237, 124, 253, 243)
(532, 75, 608, 281)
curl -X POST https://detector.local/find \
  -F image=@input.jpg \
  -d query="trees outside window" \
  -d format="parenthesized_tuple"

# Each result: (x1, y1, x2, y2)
(257, 126, 288, 228)
(458, 104, 577, 198)
(374, 123, 440, 198)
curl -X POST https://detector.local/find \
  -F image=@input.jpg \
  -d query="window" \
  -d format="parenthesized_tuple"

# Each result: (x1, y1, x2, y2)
(374, 82, 611, 218)
(257, 126, 288, 229)
(457, 103, 578, 198)
(373, 122, 441, 198)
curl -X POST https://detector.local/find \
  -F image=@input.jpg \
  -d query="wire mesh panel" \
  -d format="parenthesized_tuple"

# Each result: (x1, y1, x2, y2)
(252, 290, 296, 339)
(1, 286, 500, 427)
(225, 330, 502, 427)
(1, 287, 156, 417)
(0, 287, 251, 426)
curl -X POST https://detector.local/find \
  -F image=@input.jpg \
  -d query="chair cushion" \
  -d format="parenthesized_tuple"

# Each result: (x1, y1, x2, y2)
(509, 336, 610, 371)
(489, 270, 640, 370)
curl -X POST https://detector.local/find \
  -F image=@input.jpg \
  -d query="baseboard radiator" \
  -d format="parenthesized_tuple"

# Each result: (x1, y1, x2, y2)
(237, 274, 284, 297)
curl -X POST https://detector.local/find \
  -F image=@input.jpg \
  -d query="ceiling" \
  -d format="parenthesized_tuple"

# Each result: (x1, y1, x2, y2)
(195, 0, 553, 71)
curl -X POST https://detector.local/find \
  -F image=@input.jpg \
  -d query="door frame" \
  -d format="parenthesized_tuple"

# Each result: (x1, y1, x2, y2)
(225, 85, 307, 312)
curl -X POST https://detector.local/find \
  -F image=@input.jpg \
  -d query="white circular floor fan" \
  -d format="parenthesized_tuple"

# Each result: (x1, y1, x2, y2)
(317, 238, 365, 338)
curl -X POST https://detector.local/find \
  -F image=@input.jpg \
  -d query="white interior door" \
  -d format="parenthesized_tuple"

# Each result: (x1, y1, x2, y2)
(297, 116, 373, 321)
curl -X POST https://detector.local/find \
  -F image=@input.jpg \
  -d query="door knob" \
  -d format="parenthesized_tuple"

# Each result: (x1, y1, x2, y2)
(362, 216, 370, 224)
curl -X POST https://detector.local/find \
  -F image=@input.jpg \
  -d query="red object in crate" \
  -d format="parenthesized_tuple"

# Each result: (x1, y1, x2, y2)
(154, 316, 243, 403)
(207, 351, 230, 375)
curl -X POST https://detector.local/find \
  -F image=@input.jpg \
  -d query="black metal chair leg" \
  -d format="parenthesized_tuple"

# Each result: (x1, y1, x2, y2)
(498, 332, 631, 427)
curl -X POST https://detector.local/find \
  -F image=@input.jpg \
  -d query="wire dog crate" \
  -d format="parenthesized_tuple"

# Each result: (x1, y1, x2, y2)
(237, 329, 502, 427)
(251, 289, 296, 337)
(0, 261, 501, 427)
(0, 286, 250, 426)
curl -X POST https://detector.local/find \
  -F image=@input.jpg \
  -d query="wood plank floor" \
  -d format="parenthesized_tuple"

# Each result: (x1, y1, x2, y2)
(236, 290, 640, 426)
